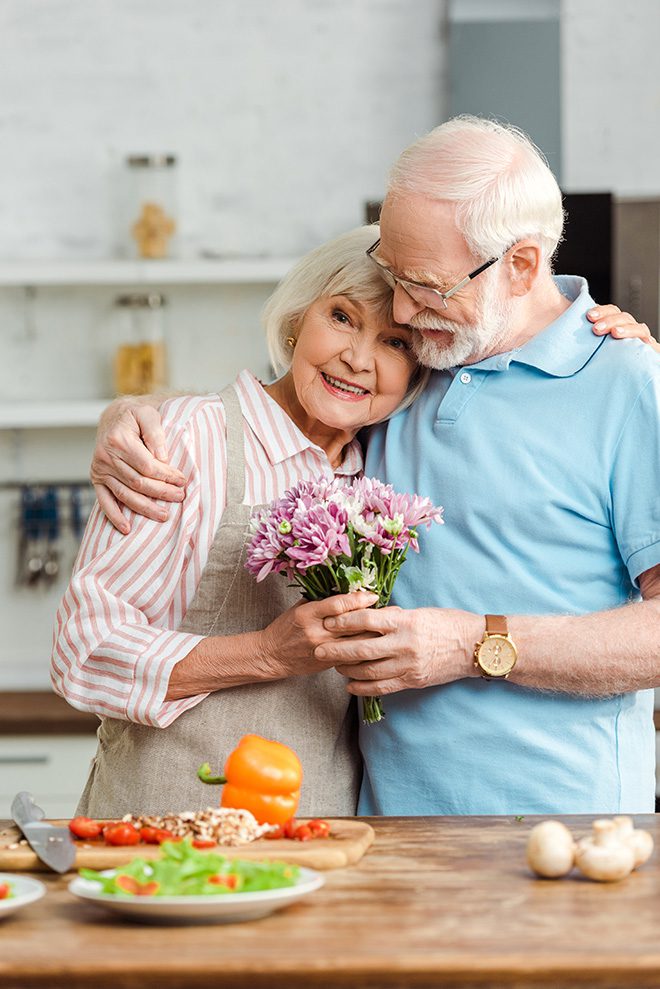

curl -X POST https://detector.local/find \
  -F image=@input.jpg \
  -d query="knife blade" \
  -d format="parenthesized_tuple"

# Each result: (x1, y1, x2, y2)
(11, 791, 76, 873)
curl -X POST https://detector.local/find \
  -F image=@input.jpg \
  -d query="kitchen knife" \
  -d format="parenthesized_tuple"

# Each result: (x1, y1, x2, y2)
(11, 791, 76, 873)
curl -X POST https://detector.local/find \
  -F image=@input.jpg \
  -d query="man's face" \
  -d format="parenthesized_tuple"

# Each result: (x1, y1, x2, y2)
(377, 195, 513, 369)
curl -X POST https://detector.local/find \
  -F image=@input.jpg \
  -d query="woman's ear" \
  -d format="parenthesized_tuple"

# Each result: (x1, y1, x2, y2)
(506, 241, 542, 297)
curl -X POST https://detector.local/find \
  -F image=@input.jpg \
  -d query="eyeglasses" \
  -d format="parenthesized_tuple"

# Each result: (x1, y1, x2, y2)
(366, 238, 500, 310)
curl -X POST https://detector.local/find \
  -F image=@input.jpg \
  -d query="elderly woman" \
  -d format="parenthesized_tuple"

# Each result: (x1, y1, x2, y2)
(52, 226, 430, 818)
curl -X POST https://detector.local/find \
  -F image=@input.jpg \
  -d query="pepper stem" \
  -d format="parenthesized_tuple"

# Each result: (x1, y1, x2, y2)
(197, 762, 227, 785)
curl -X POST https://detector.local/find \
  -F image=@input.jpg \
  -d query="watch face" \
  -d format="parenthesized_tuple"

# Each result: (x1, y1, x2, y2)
(478, 635, 517, 676)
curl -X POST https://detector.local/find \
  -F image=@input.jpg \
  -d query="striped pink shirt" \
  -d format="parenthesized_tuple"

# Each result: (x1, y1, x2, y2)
(51, 370, 363, 728)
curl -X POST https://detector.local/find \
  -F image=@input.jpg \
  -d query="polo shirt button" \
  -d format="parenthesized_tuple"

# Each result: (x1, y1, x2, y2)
(460, 372, 472, 384)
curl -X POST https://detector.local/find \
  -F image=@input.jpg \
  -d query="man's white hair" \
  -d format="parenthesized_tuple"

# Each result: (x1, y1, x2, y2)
(262, 225, 430, 412)
(387, 115, 564, 264)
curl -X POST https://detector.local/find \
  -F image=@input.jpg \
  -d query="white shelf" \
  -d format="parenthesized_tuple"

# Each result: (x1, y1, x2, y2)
(0, 400, 109, 429)
(0, 257, 299, 287)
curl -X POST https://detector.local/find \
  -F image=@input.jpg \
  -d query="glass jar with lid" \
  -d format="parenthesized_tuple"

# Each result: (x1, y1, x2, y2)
(113, 293, 168, 395)
(124, 154, 178, 259)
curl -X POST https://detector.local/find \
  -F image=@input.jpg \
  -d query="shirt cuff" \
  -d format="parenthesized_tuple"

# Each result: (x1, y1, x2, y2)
(123, 628, 209, 728)
(627, 539, 660, 587)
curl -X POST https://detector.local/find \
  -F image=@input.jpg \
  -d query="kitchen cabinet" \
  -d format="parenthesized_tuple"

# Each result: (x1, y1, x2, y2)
(0, 735, 98, 819)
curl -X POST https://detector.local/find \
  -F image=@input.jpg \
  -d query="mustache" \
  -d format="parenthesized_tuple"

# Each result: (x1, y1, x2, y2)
(408, 312, 457, 333)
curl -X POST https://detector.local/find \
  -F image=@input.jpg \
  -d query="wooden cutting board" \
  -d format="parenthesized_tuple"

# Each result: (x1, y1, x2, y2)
(0, 818, 374, 872)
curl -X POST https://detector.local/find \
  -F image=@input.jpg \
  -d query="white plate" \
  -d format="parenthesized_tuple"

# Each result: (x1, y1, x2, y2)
(68, 866, 324, 924)
(0, 873, 46, 919)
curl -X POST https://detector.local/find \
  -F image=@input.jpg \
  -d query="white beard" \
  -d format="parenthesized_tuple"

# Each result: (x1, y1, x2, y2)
(411, 270, 514, 370)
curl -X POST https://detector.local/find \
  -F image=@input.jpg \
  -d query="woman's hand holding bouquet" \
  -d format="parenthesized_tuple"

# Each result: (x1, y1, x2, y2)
(246, 476, 443, 723)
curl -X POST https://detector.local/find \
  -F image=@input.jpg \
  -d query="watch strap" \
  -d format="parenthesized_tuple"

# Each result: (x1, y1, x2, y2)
(485, 614, 508, 636)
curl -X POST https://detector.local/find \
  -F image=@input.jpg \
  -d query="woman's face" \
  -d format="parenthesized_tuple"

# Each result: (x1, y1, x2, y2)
(289, 294, 417, 432)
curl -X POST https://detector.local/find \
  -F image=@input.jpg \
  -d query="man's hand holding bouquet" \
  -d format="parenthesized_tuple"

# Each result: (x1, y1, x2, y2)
(246, 476, 443, 723)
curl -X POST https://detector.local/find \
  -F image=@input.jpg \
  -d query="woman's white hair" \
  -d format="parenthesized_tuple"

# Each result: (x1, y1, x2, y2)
(387, 115, 564, 264)
(262, 225, 430, 414)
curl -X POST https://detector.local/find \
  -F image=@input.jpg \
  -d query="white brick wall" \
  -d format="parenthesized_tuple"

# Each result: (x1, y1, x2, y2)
(0, 0, 447, 260)
(561, 0, 660, 194)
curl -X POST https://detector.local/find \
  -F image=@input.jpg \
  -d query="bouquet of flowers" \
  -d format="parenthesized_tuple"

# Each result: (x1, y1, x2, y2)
(245, 476, 444, 724)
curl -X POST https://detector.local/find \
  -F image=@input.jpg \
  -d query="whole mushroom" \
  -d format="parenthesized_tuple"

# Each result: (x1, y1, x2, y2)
(526, 820, 576, 878)
(574, 819, 635, 882)
(612, 816, 654, 869)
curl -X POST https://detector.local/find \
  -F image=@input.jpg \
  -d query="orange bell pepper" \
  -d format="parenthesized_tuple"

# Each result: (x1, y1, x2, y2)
(197, 734, 302, 826)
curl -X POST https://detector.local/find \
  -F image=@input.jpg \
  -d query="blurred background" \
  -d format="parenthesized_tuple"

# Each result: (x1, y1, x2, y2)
(0, 0, 658, 813)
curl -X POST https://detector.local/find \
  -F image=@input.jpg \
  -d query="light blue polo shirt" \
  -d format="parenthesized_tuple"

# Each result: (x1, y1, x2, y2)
(360, 276, 660, 815)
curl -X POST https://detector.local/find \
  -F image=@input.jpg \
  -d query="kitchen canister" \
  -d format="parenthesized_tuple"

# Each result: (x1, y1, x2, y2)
(113, 293, 168, 395)
(124, 154, 178, 259)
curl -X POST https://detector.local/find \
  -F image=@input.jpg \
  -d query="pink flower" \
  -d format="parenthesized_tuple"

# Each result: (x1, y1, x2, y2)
(245, 511, 293, 581)
(286, 503, 350, 571)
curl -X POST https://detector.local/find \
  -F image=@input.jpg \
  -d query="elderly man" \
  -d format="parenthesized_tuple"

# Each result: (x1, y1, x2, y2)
(316, 116, 660, 815)
(84, 117, 659, 816)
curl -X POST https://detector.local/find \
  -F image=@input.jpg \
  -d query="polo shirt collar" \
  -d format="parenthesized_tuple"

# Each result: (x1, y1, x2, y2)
(470, 276, 605, 378)
(234, 369, 363, 475)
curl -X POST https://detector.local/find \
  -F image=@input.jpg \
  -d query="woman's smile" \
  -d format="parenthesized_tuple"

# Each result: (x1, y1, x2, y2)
(319, 370, 372, 401)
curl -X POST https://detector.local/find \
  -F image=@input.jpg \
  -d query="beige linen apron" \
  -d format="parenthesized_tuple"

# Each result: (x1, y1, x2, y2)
(77, 385, 361, 818)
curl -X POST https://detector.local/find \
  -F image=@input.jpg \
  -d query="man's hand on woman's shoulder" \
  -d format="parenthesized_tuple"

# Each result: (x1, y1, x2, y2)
(92, 395, 186, 533)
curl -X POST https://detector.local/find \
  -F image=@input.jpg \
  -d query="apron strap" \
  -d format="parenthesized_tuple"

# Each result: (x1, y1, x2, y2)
(218, 384, 246, 506)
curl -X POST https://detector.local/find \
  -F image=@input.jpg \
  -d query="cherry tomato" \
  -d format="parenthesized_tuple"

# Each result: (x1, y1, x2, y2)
(264, 825, 285, 840)
(307, 819, 331, 838)
(154, 829, 182, 844)
(208, 873, 239, 889)
(294, 824, 313, 842)
(68, 817, 104, 840)
(138, 827, 161, 844)
(283, 818, 298, 839)
(103, 823, 141, 846)
(115, 875, 160, 896)
(138, 827, 179, 844)
(0, 883, 11, 899)
(191, 839, 217, 849)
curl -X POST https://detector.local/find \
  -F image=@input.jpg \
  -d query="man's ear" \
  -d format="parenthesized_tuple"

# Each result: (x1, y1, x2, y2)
(505, 241, 542, 297)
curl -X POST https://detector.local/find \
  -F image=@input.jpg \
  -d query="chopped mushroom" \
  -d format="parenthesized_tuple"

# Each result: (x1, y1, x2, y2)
(526, 820, 576, 878)
(574, 819, 635, 882)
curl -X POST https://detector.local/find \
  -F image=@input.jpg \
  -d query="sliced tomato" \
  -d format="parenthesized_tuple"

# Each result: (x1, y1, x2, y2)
(0, 883, 11, 899)
(264, 825, 285, 840)
(68, 817, 104, 840)
(138, 826, 161, 844)
(115, 874, 160, 896)
(294, 824, 313, 842)
(103, 822, 141, 846)
(208, 873, 239, 890)
(154, 829, 182, 844)
(307, 819, 331, 838)
(191, 839, 217, 849)
(283, 818, 298, 839)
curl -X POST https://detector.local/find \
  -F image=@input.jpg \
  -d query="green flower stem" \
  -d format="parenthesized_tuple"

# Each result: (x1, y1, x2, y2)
(362, 696, 385, 724)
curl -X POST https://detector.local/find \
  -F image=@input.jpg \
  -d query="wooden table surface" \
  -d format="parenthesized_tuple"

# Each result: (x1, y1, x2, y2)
(1, 814, 659, 989)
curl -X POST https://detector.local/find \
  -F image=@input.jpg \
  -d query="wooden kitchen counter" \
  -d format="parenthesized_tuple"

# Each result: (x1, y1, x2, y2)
(0, 691, 98, 735)
(1, 814, 659, 989)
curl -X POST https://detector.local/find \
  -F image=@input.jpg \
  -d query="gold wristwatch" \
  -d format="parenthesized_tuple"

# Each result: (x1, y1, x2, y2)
(474, 614, 518, 679)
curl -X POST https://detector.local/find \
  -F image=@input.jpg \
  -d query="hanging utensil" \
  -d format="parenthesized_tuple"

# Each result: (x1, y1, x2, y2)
(43, 487, 60, 585)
